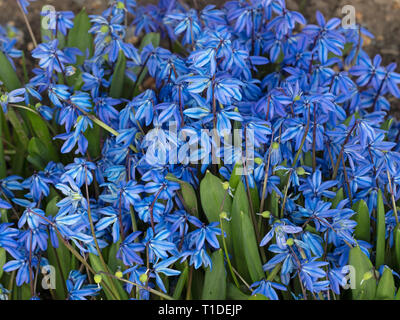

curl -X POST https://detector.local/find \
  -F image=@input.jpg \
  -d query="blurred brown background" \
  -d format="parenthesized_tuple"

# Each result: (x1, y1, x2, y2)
(1, 0, 400, 113)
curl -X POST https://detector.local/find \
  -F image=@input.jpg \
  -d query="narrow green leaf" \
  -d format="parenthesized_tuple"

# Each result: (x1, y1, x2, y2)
(26, 112, 58, 161)
(231, 181, 251, 282)
(241, 211, 264, 283)
(173, 263, 189, 299)
(107, 241, 121, 272)
(0, 51, 21, 90)
(67, 8, 93, 66)
(180, 182, 198, 217)
(166, 174, 198, 216)
(200, 171, 232, 250)
(46, 195, 60, 216)
(229, 161, 242, 191)
(376, 189, 386, 268)
(352, 200, 371, 242)
(249, 293, 268, 300)
(0, 110, 6, 178)
(348, 246, 376, 300)
(139, 32, 160, 51)
(331, 188, 343, 209)
(227, 282, 250, 300)
(201, 249, 226, 300)
(0, 248, 5, 280)
(375, 267, 396, 300)
(110, 51, 126, 98)
(394, 225, 400, 269)
(85, 124, 101, 159)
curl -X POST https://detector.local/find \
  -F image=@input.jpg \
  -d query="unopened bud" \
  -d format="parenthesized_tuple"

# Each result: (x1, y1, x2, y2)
(139, 273, 148, 284)
(116, 2, 125, 9)
(100, 25, 109, 34)
(296, 167, 306, 176)
(286, 238, 294, 246)
(272, 142, 279, 149)
(94, 274, 102, 284)
(115, 270, 123, 278)
(220, 211, 228, 220)
(260, 211, 270, 218)
(222, 181, 230, 190)
(255, 157, 263, 165)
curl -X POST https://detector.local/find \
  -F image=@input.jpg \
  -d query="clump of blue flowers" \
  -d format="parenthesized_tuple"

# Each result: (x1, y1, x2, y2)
(0, 0, 400, 300)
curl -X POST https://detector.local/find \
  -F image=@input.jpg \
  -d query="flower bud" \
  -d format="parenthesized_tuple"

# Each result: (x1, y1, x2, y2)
(296, 167, 306, 176)
(255, 157, 263, 165)
(259, 211, 270, 218)
(220, 211, 228, 220)
(286, 238, 294, 246)
(94, 274, 102, 284)
(272, 142, 279, 149)
(139, 273, 148, 284)
(222, 181, 230, 190)
(115, 270, 123, 278)
(116, 2, 125, 9)
(100, 25, 109, 34)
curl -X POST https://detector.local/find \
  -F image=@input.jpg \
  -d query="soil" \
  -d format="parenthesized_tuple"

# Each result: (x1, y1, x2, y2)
(1, 0, 400, 113)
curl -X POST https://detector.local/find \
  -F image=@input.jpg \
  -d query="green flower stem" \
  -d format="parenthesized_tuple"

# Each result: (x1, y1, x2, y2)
(75, 105, 139, 153)
(16, 0, 37, 48)
(280, 108, 310, 217)
(84, 168, 121, 300)
(386, 168, 399, 225)
(266, 263, 281, 282)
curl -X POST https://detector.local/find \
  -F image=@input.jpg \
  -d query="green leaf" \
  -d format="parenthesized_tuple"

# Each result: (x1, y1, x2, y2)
(6, 110, 29, 150)
(352, 200, 371, 242)
(381, 118, 393, 132)
(166, 174, 198, 216)
(0, 111, 6, 178)
(331, 188, 343, 209)
(227, 282, 250, 300)
(231, 181, 251, 282)
(107, 240, 121, 272)
(0, 248, 5, 280)
(110, 51, 127, 98)
(267, 190, 279, 218)
(85, 124, 102, 159)
(200, 171, 232, 250)
(46, 195, 60, 216)
(173, 263, 189, 299)
(229, 161, 242, 191)
(139, 32, 160, 51)
(241, 211, 264, 283)
(394, 225, 400, 269)
(348, 246, 376, 300)
(28, 137, 54, 167)
(375, 267, 396, 300)
(0, 51, 21, 90)
(26, 111, 58, 161)
(202, 249, 226, 300)
(249, 293, 268, 300)
(67, 8, 93, 66)
(249, 184, 260, 215)
(376, 189, 386, 268)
